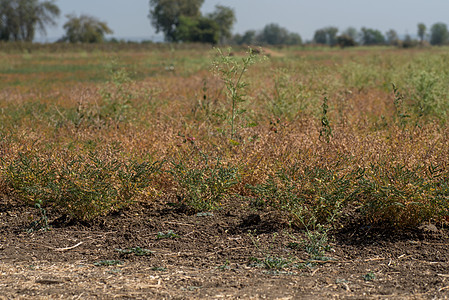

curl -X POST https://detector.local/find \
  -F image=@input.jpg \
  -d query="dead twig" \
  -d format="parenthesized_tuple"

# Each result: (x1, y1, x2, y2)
(364, 257, 385, 262)
(165, 221, 194, 227)
(438, 286, 449, 292)
(298, 259, 351, 264)
(53, 242, 84, 252)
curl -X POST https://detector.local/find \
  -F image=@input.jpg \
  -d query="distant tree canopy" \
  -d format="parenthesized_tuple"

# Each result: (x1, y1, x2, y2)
(233, 24, 301, 46)
(342, 27, 358, 42)
(233, 30, 257, 45)
(359, 27, 385, 45)
(148, 0, 203, 42)
(259, 23, 289, 45)
(417, 23, 426, 43)
(386, 29, 400, 46)
(0, 0, 60, 42)
(260, 23, 302, 45)
(148, 0, 234, 44)
(60, 14, 113, 43)
(206, 5, 236, 44)
(176, 16, 219, 44)
(430, 22, 449, 45)
(313, 29, 327, 44)
(313, 27, 338, 46)
(401, 34, 418, 48)
(336, 34, 356, 48)
(285, 32, 303, 45)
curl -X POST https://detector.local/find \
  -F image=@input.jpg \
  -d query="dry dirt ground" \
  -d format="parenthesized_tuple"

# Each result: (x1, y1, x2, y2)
(1, 196, 449, 299)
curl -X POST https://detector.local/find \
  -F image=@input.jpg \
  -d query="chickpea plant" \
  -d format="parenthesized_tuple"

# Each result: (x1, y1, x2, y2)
(212, 48, 262, 142)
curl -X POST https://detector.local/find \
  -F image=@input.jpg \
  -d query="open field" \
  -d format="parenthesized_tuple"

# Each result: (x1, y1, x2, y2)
(1, 44, 449, 298)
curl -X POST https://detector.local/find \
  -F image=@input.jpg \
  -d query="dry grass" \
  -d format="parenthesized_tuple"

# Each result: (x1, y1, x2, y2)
(0, 44, 448, 227)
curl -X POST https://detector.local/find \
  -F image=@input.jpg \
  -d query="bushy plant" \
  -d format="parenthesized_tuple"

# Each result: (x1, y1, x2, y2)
(408, 70, 448, 120)
(170, 152, 239, 211)
(3, 150, 162, 220)
(302, 223, 333, 260)
(265, 68, 312, 121)
(353, 162, 449, 227)
(247, 163, 354, 227)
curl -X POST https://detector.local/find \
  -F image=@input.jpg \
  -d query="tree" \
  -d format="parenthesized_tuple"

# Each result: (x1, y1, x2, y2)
(0, 0, 60, 42)
(360, 27, 385, 45)
(234, 30, 257, 45)
(313, 29, 327, 44)
(336, 34, 356, 48)
(148, 0, 204, 42)
(386, 29, 399, 46)
(257, 23, 301, 45)
(325, 27, 338, 46)
(60, 14, 113, 43)
(258, 23, 288, 45)
(313, 27, 338, 46)
(430, 22, 448, 45)
(417, 23, 426, 44)
(401, 34, 417, 48)
(176, 16, 219, 44)
(207, 5, 235, 44)
(342, 27, 358, 42)
(286, 32, 302, 45)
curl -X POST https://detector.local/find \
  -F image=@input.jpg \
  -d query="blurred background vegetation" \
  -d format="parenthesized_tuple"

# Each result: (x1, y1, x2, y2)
(1, 0, 449, 47)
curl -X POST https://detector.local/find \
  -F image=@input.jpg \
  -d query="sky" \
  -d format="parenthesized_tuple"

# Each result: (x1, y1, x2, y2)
(42, 0, 449, 42)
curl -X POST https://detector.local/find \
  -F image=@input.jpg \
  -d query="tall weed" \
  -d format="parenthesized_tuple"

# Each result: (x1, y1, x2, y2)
(212, 48, 259, 141)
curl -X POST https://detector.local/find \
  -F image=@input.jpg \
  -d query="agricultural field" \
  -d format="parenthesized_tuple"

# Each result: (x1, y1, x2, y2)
(1, 43, 449, 298)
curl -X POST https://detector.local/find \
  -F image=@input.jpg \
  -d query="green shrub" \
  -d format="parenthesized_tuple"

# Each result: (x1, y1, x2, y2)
(3, 151, 161, 220)
(408, 70, 448, 120)
(170, 153, 239, 211)
(353, 163, 449, 227)
(247, 163, 354, 227)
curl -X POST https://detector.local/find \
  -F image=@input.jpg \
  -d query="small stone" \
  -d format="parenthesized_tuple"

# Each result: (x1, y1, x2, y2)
(418, 223, 439, 233)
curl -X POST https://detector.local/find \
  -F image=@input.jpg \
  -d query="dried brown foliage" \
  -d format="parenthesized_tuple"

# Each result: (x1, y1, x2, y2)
(1, 45, 448, 227)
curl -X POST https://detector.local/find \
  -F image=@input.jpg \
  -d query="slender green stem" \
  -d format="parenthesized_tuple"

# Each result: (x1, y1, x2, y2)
(231, 65, 248, 139)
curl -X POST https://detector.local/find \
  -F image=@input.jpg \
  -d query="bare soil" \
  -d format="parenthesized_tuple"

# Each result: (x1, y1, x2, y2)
(1, 196, 449, 299)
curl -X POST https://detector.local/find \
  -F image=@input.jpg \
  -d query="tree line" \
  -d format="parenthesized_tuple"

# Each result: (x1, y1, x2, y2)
(308, 23, 448, 47)
(1, 0, 449, 47)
